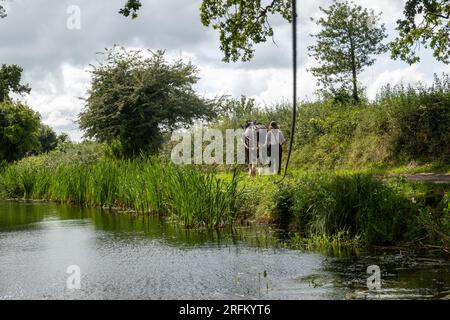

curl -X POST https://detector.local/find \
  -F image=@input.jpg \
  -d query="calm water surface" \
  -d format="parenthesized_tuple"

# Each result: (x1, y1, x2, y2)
(0, 201, 448, 300)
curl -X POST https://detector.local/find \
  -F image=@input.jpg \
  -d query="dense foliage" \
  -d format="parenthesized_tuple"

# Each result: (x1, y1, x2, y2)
(78, 47, 217, 157)
(273, 172, 450, 247)
(0, 64, 31, 102)
(207, 75, 450, 169)
(391, 0, 450, 64)
(0, 101, 62, 162)
(0, 101, 41, 162)
(291, 74, 450, 168)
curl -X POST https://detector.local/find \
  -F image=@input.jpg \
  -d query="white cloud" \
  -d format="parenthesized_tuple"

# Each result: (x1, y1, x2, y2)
(365, 65, 425, 99)
(22, 64, 90, 138)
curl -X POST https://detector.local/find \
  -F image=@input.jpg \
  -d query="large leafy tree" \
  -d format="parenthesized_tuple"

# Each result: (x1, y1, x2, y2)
(0, 64, 31, 102)
(308, 1, 388, 102)
(78, 47, 216, 156)
(0, 101, 41, 162)
(391, 0, 450, 64)
(121, 0, 293, 62)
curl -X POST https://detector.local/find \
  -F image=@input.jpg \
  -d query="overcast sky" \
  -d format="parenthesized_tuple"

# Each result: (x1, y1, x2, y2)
(1, 0, 449, 141)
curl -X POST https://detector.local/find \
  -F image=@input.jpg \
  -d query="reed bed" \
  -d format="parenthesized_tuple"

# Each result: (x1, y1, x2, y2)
(0, 157, 240, 228)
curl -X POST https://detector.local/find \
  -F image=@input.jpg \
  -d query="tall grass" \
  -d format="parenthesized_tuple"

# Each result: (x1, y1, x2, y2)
(0, 157, 241, 228)
(167, 166, 239, 227)
(273, 173, 424, 245)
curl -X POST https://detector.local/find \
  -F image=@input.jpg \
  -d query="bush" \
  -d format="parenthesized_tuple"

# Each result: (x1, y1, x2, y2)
(379, 75, 450, 162)
(288, 74, 450, 169)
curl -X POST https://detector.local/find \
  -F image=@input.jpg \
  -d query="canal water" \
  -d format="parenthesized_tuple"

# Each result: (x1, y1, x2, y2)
(0, 201, 448, 300)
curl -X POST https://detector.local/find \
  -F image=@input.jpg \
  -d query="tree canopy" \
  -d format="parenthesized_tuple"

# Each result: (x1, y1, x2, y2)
(78, 47, 217, 156)
(37, 124, 59, 154)
(391, 0, 450, 64)
(121, 0, 293, 62)
(308, 0, 387, 102)
(0, 64, 31, 102)
(0, 101, 41, 162)
(119, 0, 142, 19)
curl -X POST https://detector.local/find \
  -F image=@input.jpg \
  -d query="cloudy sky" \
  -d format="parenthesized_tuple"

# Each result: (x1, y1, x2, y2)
(1, 0, 449, 141)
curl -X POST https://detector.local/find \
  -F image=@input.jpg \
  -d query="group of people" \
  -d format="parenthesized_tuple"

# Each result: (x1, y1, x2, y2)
(243, 120, 285, 176)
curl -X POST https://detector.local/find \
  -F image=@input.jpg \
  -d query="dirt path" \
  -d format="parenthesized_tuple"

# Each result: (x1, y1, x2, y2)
(396, 173, 450, 184)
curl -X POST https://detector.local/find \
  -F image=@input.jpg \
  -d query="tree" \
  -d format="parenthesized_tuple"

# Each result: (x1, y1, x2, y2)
(391, 0, 450, 64)
(37, 124, 59, 153)
(78, 47, 217, 156)
(120, 0, 293, 62)
(0, 101, 41, 162)
(308, 1, 388, 103)
(0, 64, 31, 102)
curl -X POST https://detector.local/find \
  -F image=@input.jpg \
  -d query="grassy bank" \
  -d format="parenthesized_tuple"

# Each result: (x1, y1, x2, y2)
(0, 154, 449, 250)
(271, 173, 450, 249)
(1, 77, 449, 249)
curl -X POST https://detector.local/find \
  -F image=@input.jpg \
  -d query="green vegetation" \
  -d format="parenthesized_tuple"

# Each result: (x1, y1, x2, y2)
(291, 75, 450, 169)
(0, 101, 63, 162)
(208, 75, 450, 172)
(79, 47, 217, 157)
(0, 155, 240, 229)
(1, 72, 449, 251)
(308, 1, 388, 102)
(0, 1, 448, 253)
(0, 64, 64, 163)
(120, 0, 448, 66)
(2, 147, 449, 251)
(0, 101, 40, 162)
(391, 0, 450, 64)
(121, 0, 293, 62)
(0, 64, 30, 102)
(272, 173, 449, 247)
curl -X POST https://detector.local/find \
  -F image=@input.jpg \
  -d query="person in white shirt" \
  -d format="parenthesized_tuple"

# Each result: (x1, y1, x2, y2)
(265, 121, 285, 175)
(243, 121, 266, 176)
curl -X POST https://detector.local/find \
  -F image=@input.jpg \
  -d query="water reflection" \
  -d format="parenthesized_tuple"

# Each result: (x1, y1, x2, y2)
(0, 201, 280, 248)
(0, 201, 448, 300)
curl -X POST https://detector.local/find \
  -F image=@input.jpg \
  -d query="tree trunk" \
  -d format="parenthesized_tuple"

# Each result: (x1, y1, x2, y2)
(351, 61, 358, 103)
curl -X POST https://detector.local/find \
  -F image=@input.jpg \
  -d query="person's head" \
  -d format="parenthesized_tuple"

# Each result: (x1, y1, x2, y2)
(244, 120, 253, 129)
(269, 121, 278, 130)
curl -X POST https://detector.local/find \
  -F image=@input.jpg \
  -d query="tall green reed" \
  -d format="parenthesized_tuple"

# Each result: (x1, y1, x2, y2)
(0, 157, 241, 228)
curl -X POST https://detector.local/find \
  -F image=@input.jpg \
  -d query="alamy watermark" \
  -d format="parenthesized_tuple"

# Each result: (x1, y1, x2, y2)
(66, 265, 81, 290)
(367, 265, 381, 291)
(66, 5, 81, 30)
(170, 126, 284, 175)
